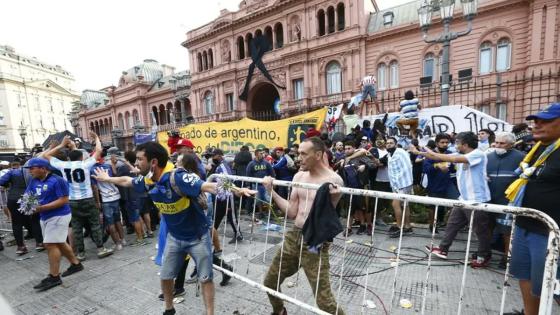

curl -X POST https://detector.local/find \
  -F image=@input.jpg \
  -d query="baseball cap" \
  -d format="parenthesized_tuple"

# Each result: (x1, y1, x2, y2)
(176, 138, 194, 149)
(526, 103, 560, 120)
(0, 161, 9, 166)
(274, 147, 284, 151)
(24, 158, 50, 168)
(361, 136, 368, 141)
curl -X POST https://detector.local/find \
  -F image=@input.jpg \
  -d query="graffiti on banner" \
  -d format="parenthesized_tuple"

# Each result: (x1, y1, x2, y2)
(362, 105, 512, 139)
(158, 108, 327, 154)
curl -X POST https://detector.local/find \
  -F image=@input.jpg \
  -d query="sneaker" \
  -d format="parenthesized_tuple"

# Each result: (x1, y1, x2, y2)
(356, 225, 366, 235)
(389, 227, 413, 238)
(97, 247, 114, 259)
(388, 225, 399, 233)
(35, 243, 45, 252)
(114, 244, 123, 251)
(16, 246, 28, 256)
(61, 263, 84, 277)
(34, 274, 62, 291)
(228, 235, 243, 244)
(76, 252, 86, 261)
(375, 218, 388, 227)
(471, 256, 491, 268)
(158, 288, 186, 301)
(120, 239, 127, 246)
(220, 264, 233, 286)
(147, 231, 154, 238)
(425, 245, 448, 259)
(163, 309, 176, 315)
(131, 239, 148, 247)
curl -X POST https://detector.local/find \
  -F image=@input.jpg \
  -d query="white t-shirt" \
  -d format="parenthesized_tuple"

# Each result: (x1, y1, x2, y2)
(362, 75, 376, 86)
(455, 149, 491, 203)
(50, 157, 96, 201)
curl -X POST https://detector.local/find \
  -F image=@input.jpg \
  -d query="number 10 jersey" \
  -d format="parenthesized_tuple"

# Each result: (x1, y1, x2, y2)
(50, 157, 96, 201)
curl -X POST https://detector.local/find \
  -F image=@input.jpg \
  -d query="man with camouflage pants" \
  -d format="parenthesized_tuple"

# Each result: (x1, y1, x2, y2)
(262, 137, 345, 315)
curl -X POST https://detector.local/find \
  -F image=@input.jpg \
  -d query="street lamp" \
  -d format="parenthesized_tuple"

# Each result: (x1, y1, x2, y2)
(418, 0, 478, 106)
(18, 122, 28, 152)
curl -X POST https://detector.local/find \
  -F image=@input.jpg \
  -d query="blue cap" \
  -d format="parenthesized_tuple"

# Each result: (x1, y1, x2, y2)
(526, 103, 560, 120)
(24, 158, 50, 168)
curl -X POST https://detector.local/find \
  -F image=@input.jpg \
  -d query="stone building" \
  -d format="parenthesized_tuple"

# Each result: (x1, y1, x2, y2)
(0, 45, 78, 154)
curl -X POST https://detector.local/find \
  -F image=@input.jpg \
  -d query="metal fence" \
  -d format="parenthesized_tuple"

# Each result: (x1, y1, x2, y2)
(207, 174, 559, 315)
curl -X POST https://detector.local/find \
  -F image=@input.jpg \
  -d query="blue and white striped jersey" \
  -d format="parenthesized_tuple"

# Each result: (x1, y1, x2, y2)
(50, 157, 96, 201)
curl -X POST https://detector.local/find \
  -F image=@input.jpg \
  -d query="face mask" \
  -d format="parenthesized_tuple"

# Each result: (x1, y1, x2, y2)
(495, 148, 508, 156)
(212, 158, 221, 165)
(387, 147, 396, 154)
(437, 147, 448, 153)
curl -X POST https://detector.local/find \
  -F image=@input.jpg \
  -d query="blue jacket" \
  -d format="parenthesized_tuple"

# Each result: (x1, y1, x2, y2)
(423, 150, 456, 195)
(486, 149, 525, 205)
(273, 156, 293, 181)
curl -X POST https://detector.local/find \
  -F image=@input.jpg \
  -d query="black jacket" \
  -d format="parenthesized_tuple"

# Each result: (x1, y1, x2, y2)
(302, 183, 343, 248)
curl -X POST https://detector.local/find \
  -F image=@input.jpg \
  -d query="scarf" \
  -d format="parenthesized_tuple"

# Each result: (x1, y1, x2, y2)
(505, 138, 560, 206)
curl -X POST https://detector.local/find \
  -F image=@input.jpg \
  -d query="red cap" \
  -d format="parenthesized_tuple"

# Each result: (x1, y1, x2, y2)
(176, 138, 194, 149)
(274, 147, 284, 152)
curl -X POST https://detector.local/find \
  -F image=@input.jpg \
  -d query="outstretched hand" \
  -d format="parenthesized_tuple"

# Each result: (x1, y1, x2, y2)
(92, 167, 110, 182)
(233, 187, 257, 198)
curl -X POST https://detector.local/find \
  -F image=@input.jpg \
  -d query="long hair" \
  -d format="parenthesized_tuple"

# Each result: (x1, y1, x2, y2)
(181, 153, 200, 177)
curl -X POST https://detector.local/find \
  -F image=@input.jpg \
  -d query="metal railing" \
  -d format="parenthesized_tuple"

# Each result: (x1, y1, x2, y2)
(207, 174, 560, 315)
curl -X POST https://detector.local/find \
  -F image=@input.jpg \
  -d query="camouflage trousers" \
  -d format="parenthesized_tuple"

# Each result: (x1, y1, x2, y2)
(69, 198, 104, 252)
(263, 228, 345, 315)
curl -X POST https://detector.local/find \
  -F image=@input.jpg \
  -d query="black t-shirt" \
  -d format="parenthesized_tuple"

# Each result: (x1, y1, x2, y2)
(517, 146, 560, 235)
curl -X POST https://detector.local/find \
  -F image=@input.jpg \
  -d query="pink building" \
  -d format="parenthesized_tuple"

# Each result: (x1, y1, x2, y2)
(76, 0, 560, 141)
(185, 0, 560, 124)
(73, 60, 191, 149)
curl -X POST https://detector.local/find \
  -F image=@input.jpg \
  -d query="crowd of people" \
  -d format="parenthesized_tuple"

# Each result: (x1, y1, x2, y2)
(0, 98, 558, 315)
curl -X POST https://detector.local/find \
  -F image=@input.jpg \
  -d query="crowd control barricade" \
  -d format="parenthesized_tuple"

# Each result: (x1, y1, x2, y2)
(207, 174, 560, 315)
(0, 188, 10, 233)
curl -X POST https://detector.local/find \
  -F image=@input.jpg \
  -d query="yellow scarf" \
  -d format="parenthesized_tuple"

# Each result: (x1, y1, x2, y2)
(144, 162, 175, 186)
(505, 138, 560, 203)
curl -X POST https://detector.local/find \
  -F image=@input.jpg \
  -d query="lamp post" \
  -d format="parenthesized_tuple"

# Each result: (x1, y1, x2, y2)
(418, 0, 478, 106)
(18, 122, 28, 152)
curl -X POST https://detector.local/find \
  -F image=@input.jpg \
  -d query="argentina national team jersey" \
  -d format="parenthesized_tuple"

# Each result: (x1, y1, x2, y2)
(132, 165, 209, 241)
(455, 149, 491, 203)
(50, 157, 96, 201)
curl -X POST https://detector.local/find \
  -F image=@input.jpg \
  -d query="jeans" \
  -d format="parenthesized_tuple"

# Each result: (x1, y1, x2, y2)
(160, 232, 213, 282)
(102, 200, 122, 225)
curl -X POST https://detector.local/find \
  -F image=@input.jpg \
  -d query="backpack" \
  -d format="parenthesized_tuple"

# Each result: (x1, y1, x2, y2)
(169, 168, 208, 211)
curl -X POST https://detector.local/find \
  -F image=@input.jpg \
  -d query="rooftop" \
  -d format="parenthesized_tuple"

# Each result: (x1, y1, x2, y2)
(0, 45, 72, 77)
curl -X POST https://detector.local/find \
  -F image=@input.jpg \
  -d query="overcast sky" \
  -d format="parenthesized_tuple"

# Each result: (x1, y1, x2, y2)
(1, 0, 413, 92)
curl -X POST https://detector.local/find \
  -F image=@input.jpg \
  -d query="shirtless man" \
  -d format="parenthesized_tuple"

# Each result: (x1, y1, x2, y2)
(262, 137, 345, 315)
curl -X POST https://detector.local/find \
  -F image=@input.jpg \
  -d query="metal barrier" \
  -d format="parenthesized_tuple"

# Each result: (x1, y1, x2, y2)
(0, 189, 10, 233)
(207, 174, 559, 315)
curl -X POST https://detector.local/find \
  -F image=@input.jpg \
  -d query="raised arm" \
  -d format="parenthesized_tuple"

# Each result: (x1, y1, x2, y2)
(90, 132, 102, 161)
(41, 137, 71, 161)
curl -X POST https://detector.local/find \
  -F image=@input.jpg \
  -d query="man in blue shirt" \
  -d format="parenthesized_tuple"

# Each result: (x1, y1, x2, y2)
(246, 148, 274, 219)
(412, 132, 492, 267)
(92, 141, 253, 315)
(25, 158, 83, 292)
(272, 147, 293, 200)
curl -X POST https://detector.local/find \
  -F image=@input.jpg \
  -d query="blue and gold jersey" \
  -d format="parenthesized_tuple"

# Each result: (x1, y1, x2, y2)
(132, 164, 209, 241)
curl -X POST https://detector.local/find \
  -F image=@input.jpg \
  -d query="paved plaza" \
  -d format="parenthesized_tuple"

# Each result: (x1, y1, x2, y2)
(1, 215, 557, 315)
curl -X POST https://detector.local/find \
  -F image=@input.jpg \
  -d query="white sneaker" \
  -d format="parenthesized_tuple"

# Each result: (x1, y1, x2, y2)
(120, 239, 127, 246)
(115, 244, 123, 251)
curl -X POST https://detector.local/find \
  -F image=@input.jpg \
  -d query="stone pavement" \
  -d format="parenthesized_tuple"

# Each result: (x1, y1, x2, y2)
(1, 216, 558, 315)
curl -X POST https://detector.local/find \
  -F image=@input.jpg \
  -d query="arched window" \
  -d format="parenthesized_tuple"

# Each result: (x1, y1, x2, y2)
(325, 61, 342, 94)
(246, 33, 253, 57)
(423, 53, 436, 81)
(151, 106, 159, 125)
(496, 38, 511, 72)
(264, 26, 273, 49)
(337, 3, 345, 31)
(317, 10, 326, 36)
(390, 61, 399, 88)
(327, 7, 335, 34)
(377, 63, 387, 90)
(197, 53, 202, 72)
(158, 104, 167, 125)
(208, 49, 213, 69)
(237, 37, 245, 60)
(274, 23, 284, 49)
(124, 111, 131, 129)
(90, 122, 94, 132)
(204, 91, 214, 115)
(202, 51, 208, 70)
(103, 118, 109, 135)
(117, 113, 124, 130)
(255, 29, 263, 37)
(166, 103, 173, 123)
(132, 109, 140, 125)
(479, 41, 493, 74)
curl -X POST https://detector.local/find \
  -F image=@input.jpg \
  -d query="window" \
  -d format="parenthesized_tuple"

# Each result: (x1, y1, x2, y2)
(479, 42, 493, 74)
(496, 38, 511, 72)
(204, 91, 214, 115)
(118, 113, 124, 129)
(377, 63, 387, 90)
(497, 103, 507, 121)
(237, 37, 245, 60)
(325, 62, 342, 94)
(337, 3, 345, 31)
(389, 61, 399, 88)
(423, 53, 435, 80)
(0, 112, 4, 125)
(226, 93, 234, 111)
(327, 7, 335, 34)
(480, 104, 490, 114)
(383, 12, 394, 25)
(133, 110, 140, 125)
(317, 10, 326, 36)
(293, 79, 304, 100)
(274, 23, 284, 49)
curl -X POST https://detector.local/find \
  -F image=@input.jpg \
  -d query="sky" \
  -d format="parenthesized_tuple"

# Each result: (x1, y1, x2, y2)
(1, 0, 413, 92)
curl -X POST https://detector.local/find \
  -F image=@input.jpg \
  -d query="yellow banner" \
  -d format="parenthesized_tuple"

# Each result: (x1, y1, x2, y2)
(158, 108, 327, 154)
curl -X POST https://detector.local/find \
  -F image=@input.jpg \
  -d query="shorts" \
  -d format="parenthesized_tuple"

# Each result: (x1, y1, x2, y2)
(393, 185, 414, 195)
(126, 198, 142, 223)
(510, 226, 560, 296)
(102, 200, 122, 225)
(256, 184, 271, 206)
(396, 118, 419, 131)
(41, 214, 71, 243)
(160, 232, 213, 282)
(361, 84, 377, 101)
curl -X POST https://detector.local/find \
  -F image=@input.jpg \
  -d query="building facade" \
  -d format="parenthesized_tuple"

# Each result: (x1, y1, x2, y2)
(184, 0, 560, 125)
(0, 45, 78, 154)
(72, 60, 191, 150)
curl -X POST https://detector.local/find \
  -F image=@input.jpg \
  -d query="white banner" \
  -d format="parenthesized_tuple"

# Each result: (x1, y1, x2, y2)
(362, 105, 512, 139)
(326, 104, 344, 123)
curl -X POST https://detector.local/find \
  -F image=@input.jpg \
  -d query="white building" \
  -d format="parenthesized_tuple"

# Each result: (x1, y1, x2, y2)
(0, 45, 78, 154)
